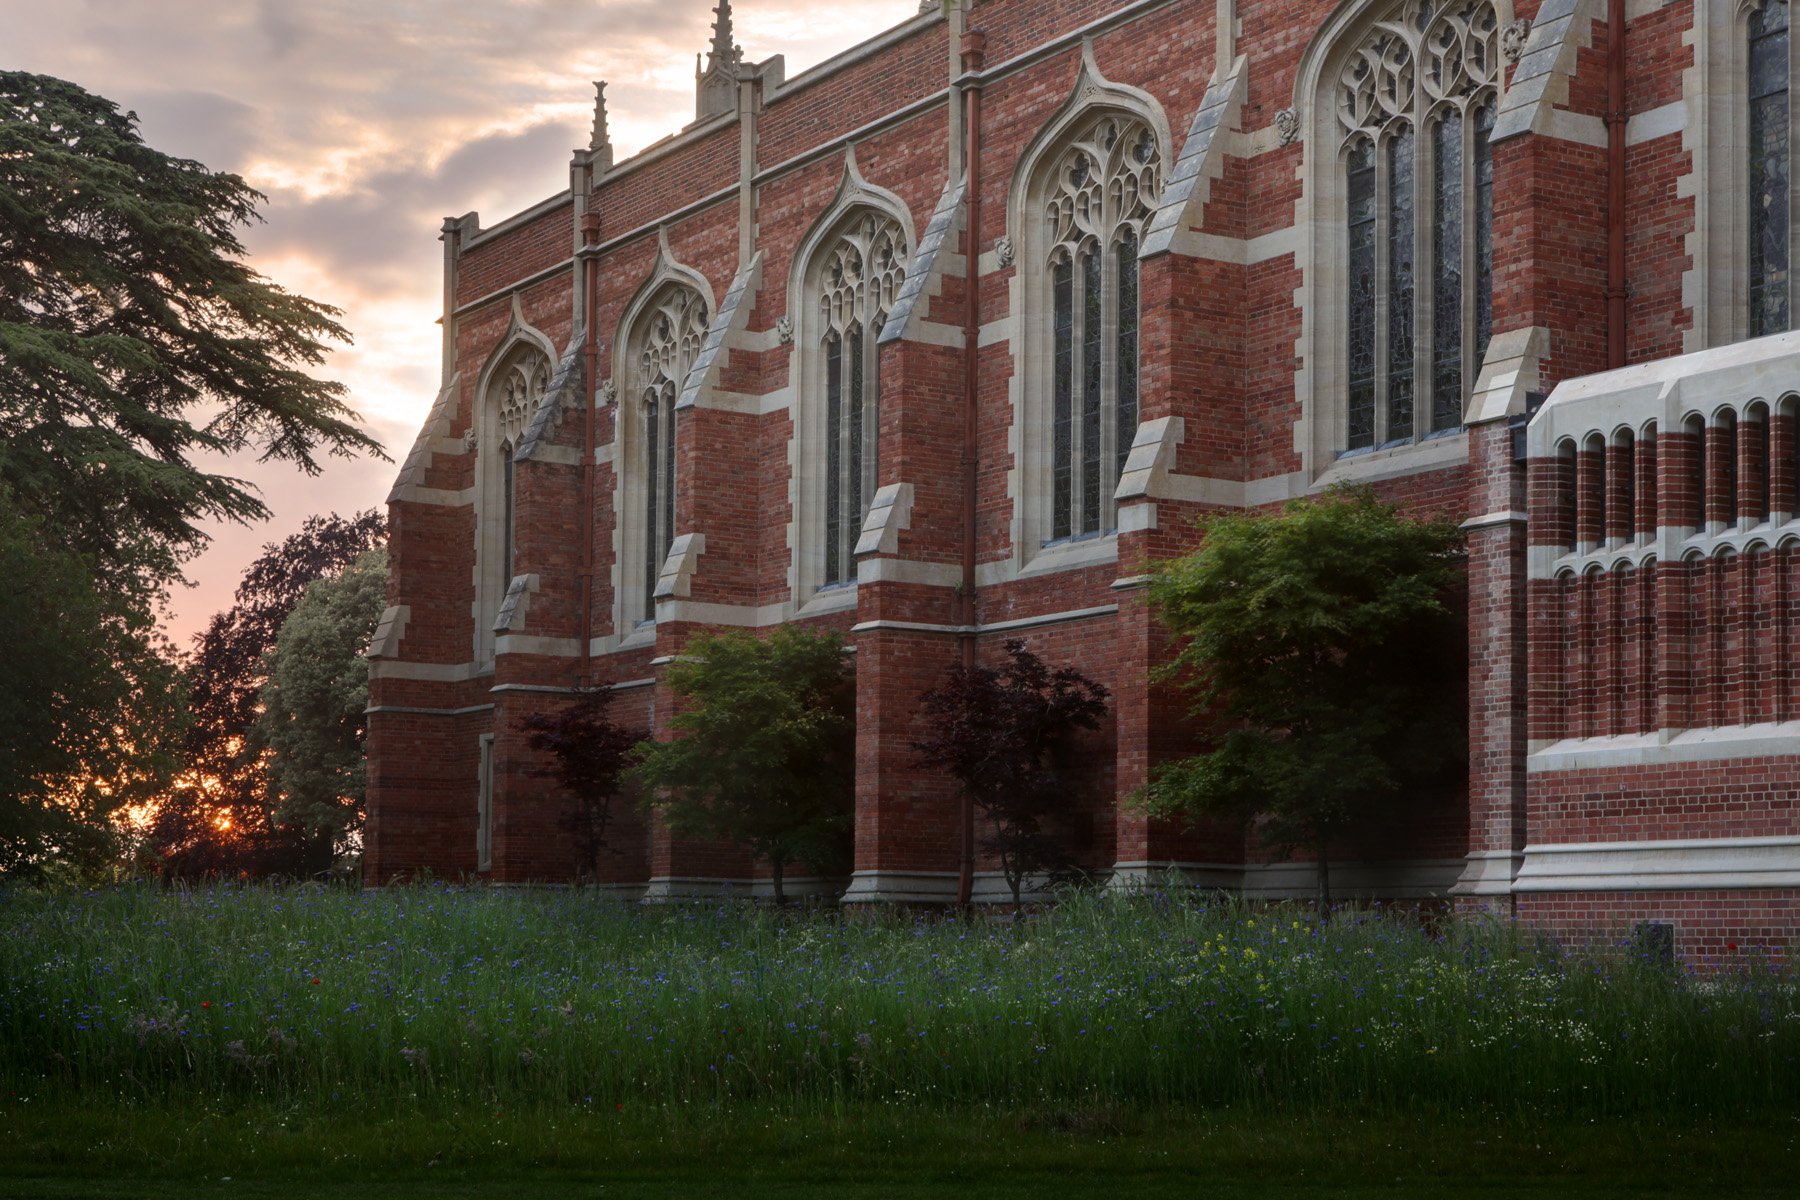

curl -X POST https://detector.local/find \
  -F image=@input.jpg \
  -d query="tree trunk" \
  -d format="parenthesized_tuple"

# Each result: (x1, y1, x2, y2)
(1009, 867, 1024, 921)
(770, 857, 786, 906)
(1316, 838, 1332, 914)
(956, 792, 974, 918)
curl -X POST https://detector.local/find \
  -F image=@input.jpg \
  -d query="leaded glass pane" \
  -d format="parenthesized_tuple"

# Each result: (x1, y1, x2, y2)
(1431, 113, 1464, 433)
(643, 395, 660, 613)
(868, 316, 883, 516)
(1053, 256, 1074, 540)
(1348, 140, 1378, 450)
(503, 450, 516, 581)
(1080, 245, 1104, 535)
(1338, 1, 1500, 455)
(1116, 229, 1140, 486)
(1474, 99, 1495, 364)
(634, 285, 706, 620)
(825, 333, 843, 585)
(1387, 127, 1417, 444)
(1041, 111, 1161, 542)
(1751, 0, 1791, 339)
(848, 323, 866, 571)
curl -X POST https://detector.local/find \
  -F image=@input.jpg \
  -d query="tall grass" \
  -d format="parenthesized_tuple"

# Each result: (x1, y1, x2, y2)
(0, 885, 1792, 1117)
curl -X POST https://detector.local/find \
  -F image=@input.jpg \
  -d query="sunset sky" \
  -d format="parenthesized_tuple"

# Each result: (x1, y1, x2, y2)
(8, 0, 921, 647)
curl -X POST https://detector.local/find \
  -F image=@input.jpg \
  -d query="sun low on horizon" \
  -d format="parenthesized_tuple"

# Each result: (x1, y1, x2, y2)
(5, 0, 921, 649)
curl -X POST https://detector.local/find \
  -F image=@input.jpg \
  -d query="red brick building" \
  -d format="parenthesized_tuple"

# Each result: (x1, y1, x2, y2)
(365, 0, 1800, 957)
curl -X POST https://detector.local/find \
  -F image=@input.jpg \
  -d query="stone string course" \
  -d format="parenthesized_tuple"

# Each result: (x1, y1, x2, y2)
(366, 0, 1799, 965)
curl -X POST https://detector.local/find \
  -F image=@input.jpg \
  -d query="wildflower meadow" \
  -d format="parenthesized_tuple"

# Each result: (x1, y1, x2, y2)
(1, 885, 1793, 1120)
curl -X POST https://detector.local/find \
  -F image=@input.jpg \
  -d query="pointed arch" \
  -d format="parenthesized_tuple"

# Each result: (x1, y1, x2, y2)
(1006, 41, 1170, 559)
(788, 147, 917, 601)
(610, 232, 715, 634)
(1291, 0, 1512, 473)
(472, 295, 555, 663)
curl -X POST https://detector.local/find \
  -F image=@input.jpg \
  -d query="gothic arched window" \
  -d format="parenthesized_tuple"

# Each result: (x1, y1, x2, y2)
(494, 352, 544, 579)
(1041, 112, 1161, 540)
(814, 211, 908, 586)
(477, 342, 549, 658)
(1751, 0, 1792, 338)
(1338, 0, 1499, 452)
(630, 284, 708, 622)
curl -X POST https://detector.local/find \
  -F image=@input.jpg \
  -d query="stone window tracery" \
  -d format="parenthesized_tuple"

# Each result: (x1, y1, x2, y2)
(631, 284, 708, 622)
(816, 211, 908, 586)
(1041, 112, 1161, 540)
(1337, 0, 1498, 452)
(492, 351, 548, 584)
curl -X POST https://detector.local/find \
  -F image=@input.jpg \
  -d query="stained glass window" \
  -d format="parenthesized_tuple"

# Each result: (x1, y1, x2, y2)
(1431, 113, 1464, 434)
(1042, 113, 1162, 540)
(634, 286, 708, 621)
(486, 347, 548, 643)
(1052, 256, 1074, 539)
(1115, 228, 1141, 484)
(817, 212, 908, 586)
(1338, 0, 1499, 451)
(502, 452, 516, 582)
(1751, 0, 1791, 338)
(1080, 244, 1104, 534)
(1347, 140, 1378, 450)
(825, 333, 843, 585)
(1387, 128, 1417, 444)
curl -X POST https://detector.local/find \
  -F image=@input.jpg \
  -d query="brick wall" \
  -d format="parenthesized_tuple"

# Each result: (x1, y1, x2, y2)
(363, 0, 1797, 956)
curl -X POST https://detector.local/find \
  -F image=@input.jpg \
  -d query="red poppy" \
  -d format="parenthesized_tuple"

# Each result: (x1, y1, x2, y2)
(200, 1001, 212, 1009)
(1727, 942, 1738, 952)
(310, 978, 322, 986)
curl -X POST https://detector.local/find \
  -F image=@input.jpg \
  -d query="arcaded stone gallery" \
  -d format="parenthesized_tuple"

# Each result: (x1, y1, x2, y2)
(365, 0, 1800, 955)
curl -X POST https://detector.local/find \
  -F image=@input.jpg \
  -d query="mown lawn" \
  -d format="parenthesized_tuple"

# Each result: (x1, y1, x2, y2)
(0, 885, 1794, 1195)
(4, 1105, 1797, 1198)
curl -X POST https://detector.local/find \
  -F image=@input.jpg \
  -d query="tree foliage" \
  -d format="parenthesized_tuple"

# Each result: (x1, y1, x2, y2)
(630, 627, 854, 904)
(914, 640, 1109, 908)
(522, 689, 642, 886)
(1138, 489, 1466, 906)
(253, 548, 389, 874)
(0, 71, 383, 599)
(0, 486, 183, 878)
(152, 511, 385, 876)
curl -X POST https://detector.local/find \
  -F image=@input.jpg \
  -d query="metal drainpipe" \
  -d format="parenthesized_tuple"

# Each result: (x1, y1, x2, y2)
(956, 28, 987, 914)
(1606, 0, 1627, 370)
(579, 210, 601, 689)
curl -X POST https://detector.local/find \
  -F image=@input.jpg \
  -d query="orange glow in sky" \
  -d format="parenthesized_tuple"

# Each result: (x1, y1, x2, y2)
(8, 0, 922, 648)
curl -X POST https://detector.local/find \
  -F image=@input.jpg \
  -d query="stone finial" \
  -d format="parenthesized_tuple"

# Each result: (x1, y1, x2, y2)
(708, 0, 742, 70)
(696, 0, 744, 120)
(994, 236, 1016, 268)
(1501, 18, 1532, 64)
(589, 82, 610, 153)
(775, 315, 795, 346)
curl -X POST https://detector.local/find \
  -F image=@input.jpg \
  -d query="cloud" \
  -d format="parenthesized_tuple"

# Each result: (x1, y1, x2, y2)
(7, 0, 923, 644)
